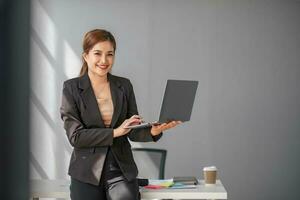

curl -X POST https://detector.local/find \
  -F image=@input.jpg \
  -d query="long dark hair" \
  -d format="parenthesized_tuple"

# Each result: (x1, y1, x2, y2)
(79, 29, 116, 76)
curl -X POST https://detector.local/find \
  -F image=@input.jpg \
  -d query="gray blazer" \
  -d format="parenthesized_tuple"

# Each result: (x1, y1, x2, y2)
(60, 73, 162, 185)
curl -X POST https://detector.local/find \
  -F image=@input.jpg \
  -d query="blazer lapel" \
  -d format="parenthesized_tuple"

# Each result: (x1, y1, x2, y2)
(79, 73, 105, 127)
(109, 74, 124, 128)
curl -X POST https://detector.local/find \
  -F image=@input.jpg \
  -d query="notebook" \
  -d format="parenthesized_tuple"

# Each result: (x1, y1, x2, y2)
(173, 176, 198, 185)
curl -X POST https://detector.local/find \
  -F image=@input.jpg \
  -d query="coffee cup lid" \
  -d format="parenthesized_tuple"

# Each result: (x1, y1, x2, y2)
(203, 166, 217, 171)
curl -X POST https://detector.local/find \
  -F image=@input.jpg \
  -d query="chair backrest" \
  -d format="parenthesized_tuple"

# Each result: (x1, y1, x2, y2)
(131, 148, 167, 179)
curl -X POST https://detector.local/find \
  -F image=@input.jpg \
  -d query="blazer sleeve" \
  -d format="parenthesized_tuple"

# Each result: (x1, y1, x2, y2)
(126, 80, 162, 142)
(60, 82, 113, 148)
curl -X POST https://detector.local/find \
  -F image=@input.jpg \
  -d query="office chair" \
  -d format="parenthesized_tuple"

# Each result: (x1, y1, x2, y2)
(131, 148, 167, 179)
(133, 148, 171, 200)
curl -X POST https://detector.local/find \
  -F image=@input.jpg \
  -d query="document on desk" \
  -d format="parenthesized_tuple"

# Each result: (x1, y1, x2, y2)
(170, 182, 197, 189)
(145, 179, 197, 189)
(145, 179, 174, 189)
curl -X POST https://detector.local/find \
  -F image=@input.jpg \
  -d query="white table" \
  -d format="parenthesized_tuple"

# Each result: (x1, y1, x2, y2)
(30, 179, 70, 200)
(30, 179, 227, 200)
(141, 180, 227, 199)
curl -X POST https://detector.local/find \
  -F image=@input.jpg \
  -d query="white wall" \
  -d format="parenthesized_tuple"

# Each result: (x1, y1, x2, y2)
(30, 1, 300, 199)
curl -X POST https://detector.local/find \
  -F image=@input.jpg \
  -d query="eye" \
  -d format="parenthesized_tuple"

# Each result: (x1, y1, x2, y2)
(94, 53, 101, 56)
(108, 53, 114, 56)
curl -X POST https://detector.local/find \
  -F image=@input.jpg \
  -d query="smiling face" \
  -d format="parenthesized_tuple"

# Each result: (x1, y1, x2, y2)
(83, 40, 115, 78)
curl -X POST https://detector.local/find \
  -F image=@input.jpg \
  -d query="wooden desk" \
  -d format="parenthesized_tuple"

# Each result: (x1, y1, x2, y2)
(30, 179, 227, 200)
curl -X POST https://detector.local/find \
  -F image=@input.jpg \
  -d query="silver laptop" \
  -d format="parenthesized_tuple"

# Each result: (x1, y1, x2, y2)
(126, 79, 198, 129)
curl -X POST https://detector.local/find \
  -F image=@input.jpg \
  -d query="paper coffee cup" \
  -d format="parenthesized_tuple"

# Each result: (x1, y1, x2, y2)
(203, 166, 217, 185)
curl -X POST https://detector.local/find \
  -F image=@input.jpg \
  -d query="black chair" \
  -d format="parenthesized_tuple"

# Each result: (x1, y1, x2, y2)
(132, 148, 167, 179)
(133, 148, 171, 200)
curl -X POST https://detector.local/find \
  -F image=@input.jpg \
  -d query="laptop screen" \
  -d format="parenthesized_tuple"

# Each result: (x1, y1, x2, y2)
(158, 80, 198, 123)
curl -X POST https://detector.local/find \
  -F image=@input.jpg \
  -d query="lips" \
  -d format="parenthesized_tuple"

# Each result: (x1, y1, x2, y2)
(97, 65, 109, 70)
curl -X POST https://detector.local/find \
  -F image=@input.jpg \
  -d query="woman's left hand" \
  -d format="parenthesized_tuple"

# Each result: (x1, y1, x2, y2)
(150, 121, 182, 136)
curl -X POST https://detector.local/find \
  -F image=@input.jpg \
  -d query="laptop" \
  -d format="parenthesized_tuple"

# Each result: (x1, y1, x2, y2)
(125, 79, 198, 129)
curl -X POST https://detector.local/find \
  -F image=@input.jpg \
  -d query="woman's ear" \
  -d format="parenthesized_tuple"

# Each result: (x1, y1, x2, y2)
(82, 52, 88, 62)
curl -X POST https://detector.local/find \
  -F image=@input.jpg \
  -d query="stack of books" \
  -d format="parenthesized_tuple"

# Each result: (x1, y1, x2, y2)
(143, 177, 199, 189)
(173, 176, 198, 185)
(172, 176, 198, 189)
(144, 179, 174, 189)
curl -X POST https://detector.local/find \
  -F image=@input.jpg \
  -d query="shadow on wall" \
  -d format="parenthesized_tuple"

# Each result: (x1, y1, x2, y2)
(30, 0, 76, 179)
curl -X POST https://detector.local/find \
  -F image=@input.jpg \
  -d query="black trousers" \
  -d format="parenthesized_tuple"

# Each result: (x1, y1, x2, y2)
(70, 148, 140, 200)
(70, 176, 140, 200)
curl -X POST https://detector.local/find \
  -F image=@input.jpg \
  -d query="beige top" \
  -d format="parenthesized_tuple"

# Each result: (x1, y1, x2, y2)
(95, 84, 114, 128)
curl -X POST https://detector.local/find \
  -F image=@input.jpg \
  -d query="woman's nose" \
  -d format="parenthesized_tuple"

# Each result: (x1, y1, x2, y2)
(100, 55, 107, 64)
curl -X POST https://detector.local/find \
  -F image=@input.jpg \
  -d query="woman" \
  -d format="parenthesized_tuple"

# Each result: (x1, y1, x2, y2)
(60, 29, 180, 200)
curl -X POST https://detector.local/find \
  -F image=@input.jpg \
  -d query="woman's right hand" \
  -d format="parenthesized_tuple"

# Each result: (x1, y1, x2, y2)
(113, 115, 142, 138)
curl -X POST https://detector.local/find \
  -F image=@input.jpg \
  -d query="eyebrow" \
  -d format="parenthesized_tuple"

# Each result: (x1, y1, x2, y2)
(92, 50, 114, 53)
